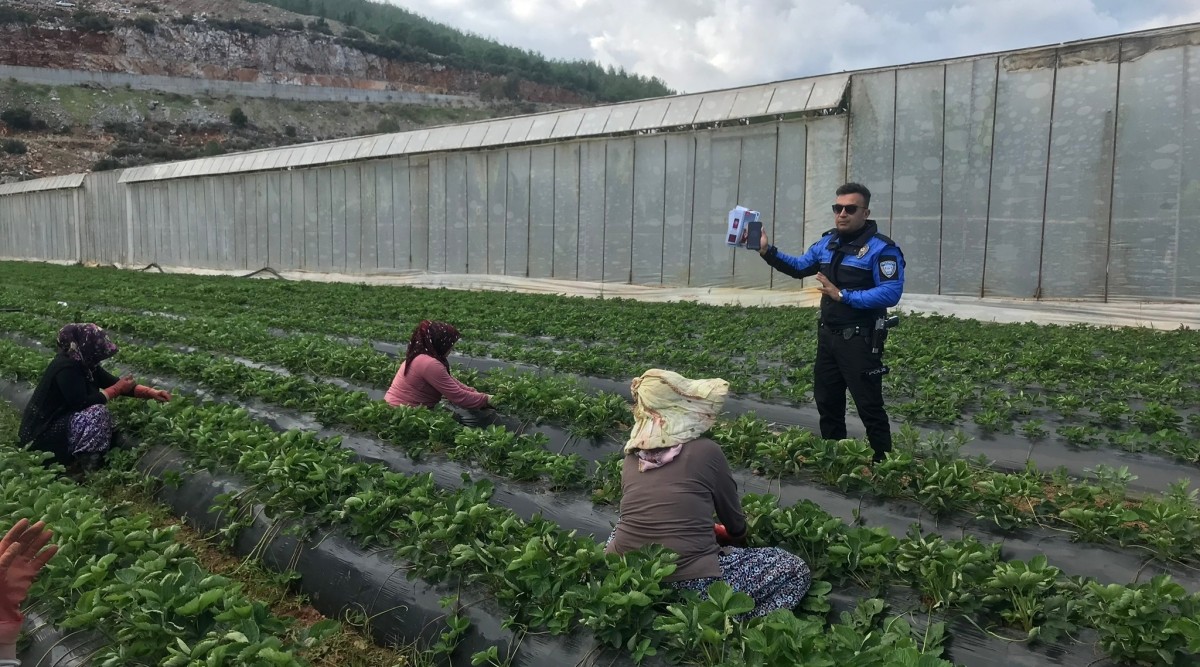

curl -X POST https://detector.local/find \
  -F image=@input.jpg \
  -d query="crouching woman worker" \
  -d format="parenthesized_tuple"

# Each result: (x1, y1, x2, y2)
(385, 320, 497, 427)
(18, 324, 171, 468)
(605, 369, 811, 619)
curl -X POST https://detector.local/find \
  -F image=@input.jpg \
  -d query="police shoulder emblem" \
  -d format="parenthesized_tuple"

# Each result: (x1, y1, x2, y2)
(856, 245, 869, 258)
(880, 259, 898, 279)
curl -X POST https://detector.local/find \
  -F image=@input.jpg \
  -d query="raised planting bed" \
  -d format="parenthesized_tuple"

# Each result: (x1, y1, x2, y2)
(3, 368, 1198, 666)
(15, 300, 1196, 494)
(4, 333, 1200, 584)
(0, 413, 333, 665)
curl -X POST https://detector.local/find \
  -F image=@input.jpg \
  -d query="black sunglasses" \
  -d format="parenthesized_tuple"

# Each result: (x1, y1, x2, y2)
(832, 204, 862, 215)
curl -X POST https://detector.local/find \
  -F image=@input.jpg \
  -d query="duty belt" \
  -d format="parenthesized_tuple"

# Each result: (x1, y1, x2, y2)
(819, 321, 873, 339)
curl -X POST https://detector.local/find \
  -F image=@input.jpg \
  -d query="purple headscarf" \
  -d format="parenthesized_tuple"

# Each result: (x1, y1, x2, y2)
(403, 320, 460, 376)
(57, 323, 118, 368)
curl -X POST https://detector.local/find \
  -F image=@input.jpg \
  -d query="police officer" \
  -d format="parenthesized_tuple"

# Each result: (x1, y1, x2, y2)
(757, 183, 905, 462)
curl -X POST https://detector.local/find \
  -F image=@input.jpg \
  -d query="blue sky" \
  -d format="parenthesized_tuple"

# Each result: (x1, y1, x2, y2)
(383, 0, 1200, 92)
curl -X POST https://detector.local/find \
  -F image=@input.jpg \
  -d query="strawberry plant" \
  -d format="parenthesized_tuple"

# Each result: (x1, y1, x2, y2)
(980, 556, 1076, 640)
(1081, 576, 1200, 666)
(1134, 402, 1184, 433)
(895, 529, 998, 612)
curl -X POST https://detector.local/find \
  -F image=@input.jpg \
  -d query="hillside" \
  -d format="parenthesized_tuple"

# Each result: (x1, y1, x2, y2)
(0, 78, 526, 183)
(0, 0, 674, 183)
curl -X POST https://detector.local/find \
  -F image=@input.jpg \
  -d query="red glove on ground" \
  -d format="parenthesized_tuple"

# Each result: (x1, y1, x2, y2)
(132, 385, 171, 402)
(0, 519, 58, 647)
(101, 375, 136, 401)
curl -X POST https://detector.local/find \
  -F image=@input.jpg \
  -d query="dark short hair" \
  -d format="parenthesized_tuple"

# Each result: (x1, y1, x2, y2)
(836, 182, 871, 207)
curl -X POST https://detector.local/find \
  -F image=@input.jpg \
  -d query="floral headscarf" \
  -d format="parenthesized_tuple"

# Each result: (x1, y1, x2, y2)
(624, 369, 729, 471)
(403, 320, 461, 376)
(57, 323, 118, 368)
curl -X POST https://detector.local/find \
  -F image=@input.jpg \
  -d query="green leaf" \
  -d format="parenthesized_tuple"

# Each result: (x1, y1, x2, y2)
(176, 588, 226, 616)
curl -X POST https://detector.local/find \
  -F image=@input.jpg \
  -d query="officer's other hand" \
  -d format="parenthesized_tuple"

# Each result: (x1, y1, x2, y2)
(758, 227, 769, 255)
(815, 272, 842, 301)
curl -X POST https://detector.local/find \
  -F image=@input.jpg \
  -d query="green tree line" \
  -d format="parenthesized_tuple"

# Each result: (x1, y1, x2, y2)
(249, 0, 674, 102)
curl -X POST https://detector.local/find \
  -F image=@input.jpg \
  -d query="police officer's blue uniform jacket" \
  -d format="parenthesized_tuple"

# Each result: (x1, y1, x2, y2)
(761, 219, 905, 328)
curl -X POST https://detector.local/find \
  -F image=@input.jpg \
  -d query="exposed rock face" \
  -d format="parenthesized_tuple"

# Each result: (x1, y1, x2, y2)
(0, 22, 585, 104)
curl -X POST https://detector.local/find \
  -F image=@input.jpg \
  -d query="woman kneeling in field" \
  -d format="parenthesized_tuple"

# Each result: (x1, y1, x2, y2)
(385, 320, 498, 427)
(606, 369, 811, 618)
(20, 323, 171, 472)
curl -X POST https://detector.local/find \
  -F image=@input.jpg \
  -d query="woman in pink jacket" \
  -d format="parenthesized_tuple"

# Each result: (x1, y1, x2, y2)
(385, 320, 497, 426)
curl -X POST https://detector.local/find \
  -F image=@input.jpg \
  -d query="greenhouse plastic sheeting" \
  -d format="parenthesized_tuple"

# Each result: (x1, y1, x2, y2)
(466, 152, 489, 274)
(889, 66, 944, 295)
(0, 173, 84, 196)
(428, 156, 448, 273)
(983, 53, 1055, 299)
(631, 136, 667, 286)
(552, 143, 581, 279)
(732, 129, 777, 289)
(939, 58, 997, 297)
(602, 139, 634, 283)
(486, 152, 507, 274)
(445, 154, 470, 274)
(848, 71, 895, 234)
(409, 157, 430, 271)
(691, 133, 753, 287)
(505, 148, 531, 277)
(577, 142, 606, 282)
(528, 146, 555, 278)
(1041, 45, 1119, 300)
(801, 117, 848, 287)
(771, 123, 807, 291)
(371, 163, 395, 270)
(660, 134, 695, 287)
(1109, 43, 1200, 301)
(391, 162, 412, 271)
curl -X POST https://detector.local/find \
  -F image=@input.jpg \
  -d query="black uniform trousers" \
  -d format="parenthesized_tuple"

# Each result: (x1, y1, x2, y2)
(813, 324, 892, 461)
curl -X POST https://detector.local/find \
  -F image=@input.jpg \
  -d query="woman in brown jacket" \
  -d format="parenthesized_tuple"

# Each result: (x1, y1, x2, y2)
(605, 369, 810, 618)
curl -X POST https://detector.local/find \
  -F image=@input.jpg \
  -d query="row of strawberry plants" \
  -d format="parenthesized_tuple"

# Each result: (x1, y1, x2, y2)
(1, 339, 1197, 665)
(17, 305, 1200, 572)
(0, 350, 662, 664)
(0, 431, 333, 665)
(9, 263, 1200, 424)
(7, 263, 1197, 432)
(12, 302, 634, 439)
(18, 278, 1200, 465)
(5, 312, 1199, 571)
(50, 382, 957, 664)
(710, 415, 1200, 566)
(0, 314, 595, 490)
(94, 397, 1200, 666)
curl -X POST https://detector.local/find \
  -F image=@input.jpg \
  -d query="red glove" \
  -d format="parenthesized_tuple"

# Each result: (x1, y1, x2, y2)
(132, 385, 171, 402)
(101, 376, 136, 401)
(714, 523, 732, 545)
(0, 519, 58, 646)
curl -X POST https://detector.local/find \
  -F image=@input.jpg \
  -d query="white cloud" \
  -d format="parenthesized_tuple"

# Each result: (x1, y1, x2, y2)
(383, 0, 1199, 93)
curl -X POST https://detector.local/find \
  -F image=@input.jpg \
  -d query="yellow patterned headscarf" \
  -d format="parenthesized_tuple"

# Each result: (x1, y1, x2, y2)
(624, 369, 729, 455)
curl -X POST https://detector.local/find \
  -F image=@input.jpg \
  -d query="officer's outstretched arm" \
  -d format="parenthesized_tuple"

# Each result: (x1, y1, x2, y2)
(844, 249, 905, 309)
(760, 243, 820, 280)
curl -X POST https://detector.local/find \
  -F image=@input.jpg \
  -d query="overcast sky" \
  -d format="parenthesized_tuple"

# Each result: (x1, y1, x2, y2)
(383, 0, 1200, 93)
